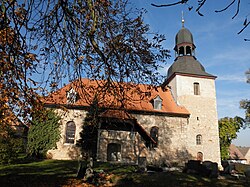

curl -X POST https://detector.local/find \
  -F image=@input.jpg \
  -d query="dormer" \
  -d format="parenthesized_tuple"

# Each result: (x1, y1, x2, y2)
(153, 95, 162, 110)
(66, 88, 78, 104)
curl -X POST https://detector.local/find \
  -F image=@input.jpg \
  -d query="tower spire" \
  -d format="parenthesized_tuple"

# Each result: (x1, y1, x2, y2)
(181, 11, 185, 27)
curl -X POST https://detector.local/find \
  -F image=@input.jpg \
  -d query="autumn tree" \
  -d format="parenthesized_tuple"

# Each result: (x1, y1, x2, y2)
(0, 1, 40, 125)
(219, 116, 245, 160)
(1, 1, 40, 161)
(1, 0, 169, 125)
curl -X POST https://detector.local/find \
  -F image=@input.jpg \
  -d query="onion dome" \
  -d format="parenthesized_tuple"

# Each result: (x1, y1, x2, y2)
(164, 19, 216, 84)
(175, 27, 194, 46)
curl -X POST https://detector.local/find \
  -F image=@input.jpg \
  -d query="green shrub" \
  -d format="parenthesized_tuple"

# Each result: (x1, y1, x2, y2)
(0, 126, 25, 164)
(27, 109, 60, 158)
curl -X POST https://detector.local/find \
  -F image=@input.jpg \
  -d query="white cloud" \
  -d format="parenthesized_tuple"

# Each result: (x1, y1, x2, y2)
(196, 16, 241, 34)
(213, 48, 250, 62)
(217, 97, 245, 118)
(216, 86, 248, 118)
(217, 74, 246, 82)
(204, 46, 250, 68)
(217, 88, 249, 97)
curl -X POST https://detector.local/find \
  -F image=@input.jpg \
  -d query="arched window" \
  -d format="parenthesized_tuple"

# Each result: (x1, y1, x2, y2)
(196, 134, 202, 145)
(197, 152, 203, 161)
(65, 121, 76, 144)
(193, 82, 200, 95)
(154, 96, 162, 110)
(150, 126, 159, 147)
(179, 46, 184, 56)
(186, 46, 192, 55)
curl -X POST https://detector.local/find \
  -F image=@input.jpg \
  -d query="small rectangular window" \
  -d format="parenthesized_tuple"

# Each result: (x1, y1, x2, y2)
(194, 83, 200, 95)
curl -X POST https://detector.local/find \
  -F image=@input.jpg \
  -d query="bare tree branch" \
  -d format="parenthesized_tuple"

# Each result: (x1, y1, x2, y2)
(215, 0, 236, 13)
(196, 0, 207, 16)
(151, 0, 249, 39)
(151, 0, 188, 8)
(232, 0, 240, 19)
(214, 0, 241, 19)
(238, 21, 250, 34)
(1, 0, 170, 125)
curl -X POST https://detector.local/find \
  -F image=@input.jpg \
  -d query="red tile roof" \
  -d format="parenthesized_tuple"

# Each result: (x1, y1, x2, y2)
(99, 109, 133, 120)
(237, 146, 250, 157)
(43, 78, 189, 116)
(229, 144, 246, 160)
(99, 109, 157, 145)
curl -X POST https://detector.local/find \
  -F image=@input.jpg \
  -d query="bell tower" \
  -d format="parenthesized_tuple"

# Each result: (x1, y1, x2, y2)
(174, 13, 196, 58)
(164, 18, 221, 165)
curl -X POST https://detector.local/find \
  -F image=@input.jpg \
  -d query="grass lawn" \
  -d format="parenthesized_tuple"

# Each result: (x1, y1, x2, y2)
(0, 159, 249, 187)
(0, 159, 79, 187)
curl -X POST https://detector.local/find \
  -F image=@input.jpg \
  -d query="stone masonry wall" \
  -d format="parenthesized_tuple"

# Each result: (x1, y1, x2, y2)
(97, 130, 147, 163)
(168, 75, 221, 165)
(48, 107, 193, 166)
(96, 114, 191, 166)
(47, 109, 87, 160)
(134, 114, 191, 166)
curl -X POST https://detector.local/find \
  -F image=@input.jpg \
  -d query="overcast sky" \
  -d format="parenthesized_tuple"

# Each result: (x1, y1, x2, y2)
(134, 0, 250, 146)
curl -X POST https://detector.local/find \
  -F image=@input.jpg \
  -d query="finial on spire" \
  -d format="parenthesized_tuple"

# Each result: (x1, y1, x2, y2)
(181, 11, 185, 27)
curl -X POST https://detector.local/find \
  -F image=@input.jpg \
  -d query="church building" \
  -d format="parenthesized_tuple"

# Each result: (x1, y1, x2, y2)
(44, 21, 221, 166)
